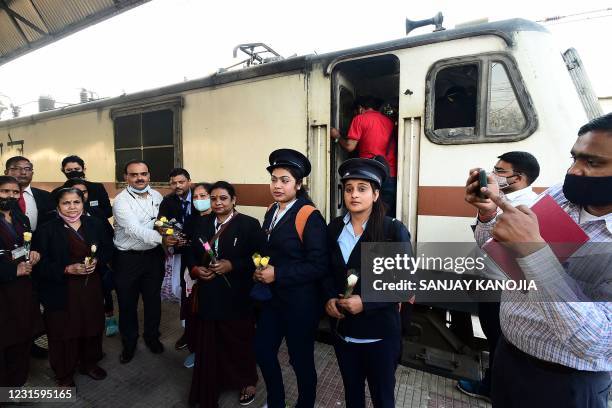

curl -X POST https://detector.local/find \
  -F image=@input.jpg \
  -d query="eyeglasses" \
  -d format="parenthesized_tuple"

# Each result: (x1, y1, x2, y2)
(8, 166, 33, 173)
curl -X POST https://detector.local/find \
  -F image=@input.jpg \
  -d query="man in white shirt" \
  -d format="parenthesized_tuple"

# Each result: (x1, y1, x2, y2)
(4, 156, 54, 231)
(458, 151, 540, 401)
(113, 159, 176, 364)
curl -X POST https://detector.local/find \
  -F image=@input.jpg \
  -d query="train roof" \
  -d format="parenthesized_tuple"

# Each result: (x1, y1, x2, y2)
(0, 18, 547, 128)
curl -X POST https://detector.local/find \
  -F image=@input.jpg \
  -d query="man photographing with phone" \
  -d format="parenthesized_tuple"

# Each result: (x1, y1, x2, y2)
(458, 152, 540, 401)
(464, 114, 612, 408)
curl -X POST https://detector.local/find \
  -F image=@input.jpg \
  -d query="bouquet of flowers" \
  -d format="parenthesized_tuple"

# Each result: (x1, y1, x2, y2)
(199, 238, 231, 288)
(250, 252, 272, 301)
(155, 217, 185, 239)
(84, 244, 97, 286)
(23, 232, 32, 262)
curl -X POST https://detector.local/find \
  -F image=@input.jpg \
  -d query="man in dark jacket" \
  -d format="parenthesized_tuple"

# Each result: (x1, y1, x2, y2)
(54, 155, 112, 219)
(4, 156, 54, 231)
(158, 168, 194, 351)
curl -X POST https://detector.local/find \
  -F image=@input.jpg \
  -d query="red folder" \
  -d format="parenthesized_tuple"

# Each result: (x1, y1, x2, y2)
(482, 194, 589, 281)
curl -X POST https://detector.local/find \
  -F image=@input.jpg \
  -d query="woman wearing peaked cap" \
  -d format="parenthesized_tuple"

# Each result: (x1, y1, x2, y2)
(323, 157, 413, 408)
(253, 149, 330, 408)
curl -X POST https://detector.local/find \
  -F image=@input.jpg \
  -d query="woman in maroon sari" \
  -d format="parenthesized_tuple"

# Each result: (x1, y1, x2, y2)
(33, 188, 113, 386)
(0, 176, 42, 386)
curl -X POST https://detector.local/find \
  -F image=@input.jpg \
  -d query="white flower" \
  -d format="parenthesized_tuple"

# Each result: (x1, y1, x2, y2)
(347, 274, 358, 288)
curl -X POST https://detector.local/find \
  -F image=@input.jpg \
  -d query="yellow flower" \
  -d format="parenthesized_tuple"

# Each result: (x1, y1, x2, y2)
(159, 216, 168, 223)
(260, 257, 270, 267)
(23, 232, 32, 242)
(252, 253, 261, 267)
(166, 228, 174, 235)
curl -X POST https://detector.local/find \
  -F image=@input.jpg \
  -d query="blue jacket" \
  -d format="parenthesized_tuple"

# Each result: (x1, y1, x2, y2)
(261, 197, 329, 312)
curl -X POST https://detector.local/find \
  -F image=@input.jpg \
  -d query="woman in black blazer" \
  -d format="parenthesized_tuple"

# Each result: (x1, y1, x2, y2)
(324, 157, 412, 408)
(33, 187, 113, 386)
(0, 176, 42, 387)
(185, 181, 265, 407)
(253, 149, 329, 408)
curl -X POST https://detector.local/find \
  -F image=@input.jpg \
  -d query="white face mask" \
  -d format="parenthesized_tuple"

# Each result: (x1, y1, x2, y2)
(492, 173, 519, 190)
(127, 184, 151, 194)
(193, 198, 211, 212)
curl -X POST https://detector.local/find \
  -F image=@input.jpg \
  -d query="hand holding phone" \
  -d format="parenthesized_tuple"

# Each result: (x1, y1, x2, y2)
(478, 169, 488, 198)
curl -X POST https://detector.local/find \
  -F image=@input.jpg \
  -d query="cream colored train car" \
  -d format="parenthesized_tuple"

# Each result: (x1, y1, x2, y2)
(0, 18, 595, 379)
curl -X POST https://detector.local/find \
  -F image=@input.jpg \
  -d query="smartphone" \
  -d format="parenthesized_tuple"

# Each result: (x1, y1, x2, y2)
(478, 169, 488, 198)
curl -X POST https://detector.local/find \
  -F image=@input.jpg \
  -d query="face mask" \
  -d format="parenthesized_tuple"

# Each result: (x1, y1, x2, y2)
(193, 198, 211, 212)
(563, 174, 612, 207)
(0, 197, 17, 211)
(65, 170, 85, 179)
(127, 185, 151, 195)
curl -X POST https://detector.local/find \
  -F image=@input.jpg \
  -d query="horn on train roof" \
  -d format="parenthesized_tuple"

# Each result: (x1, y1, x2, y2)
(405, 12, 445, 35)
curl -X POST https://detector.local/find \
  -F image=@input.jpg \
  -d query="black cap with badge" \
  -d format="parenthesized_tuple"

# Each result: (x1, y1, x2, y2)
(338, 156, 389, 188)
(267, 149, 311, 178)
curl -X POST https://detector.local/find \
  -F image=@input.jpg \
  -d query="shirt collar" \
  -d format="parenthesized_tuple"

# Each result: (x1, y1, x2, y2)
(23, 185, 32, 195)
(342, 212, 368, 228)
(179, 190, 192, 203)
(504, 186, 533, 201)
(552, 183, 612, 234)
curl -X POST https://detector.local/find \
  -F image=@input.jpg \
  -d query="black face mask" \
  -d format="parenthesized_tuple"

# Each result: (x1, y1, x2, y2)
(65, 170, 85, 179)
(562, 174, 612, 207)
(0, 197, 17, 211)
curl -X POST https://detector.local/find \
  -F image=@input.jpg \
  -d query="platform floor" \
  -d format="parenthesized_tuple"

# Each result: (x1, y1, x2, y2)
(19, 299, 495, 408)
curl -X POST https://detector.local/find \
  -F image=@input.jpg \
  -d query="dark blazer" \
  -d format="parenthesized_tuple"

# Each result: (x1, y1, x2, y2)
(84, 181, 112, 219)
(51, 181, 112, 219)
(261, 197, 329, 311)
(32, 215, 113, 311)
(184, 212, 265, 320)
(31, 187, 55, 228)
(158, 192, 195, 226)
(0, 210, 31, 283)
(324, 215, 412, 339)
(0, 210, 42, 348)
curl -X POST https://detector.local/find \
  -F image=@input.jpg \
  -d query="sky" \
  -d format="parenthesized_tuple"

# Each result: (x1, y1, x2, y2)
(0, 0, 610, 119)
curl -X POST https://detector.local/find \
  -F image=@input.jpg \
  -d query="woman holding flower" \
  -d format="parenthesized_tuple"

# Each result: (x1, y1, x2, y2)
(254, 149, 329, 408)
(324, 157, 412, 408)
(0, 176, 42, 386)
(32, 188, 113, 386)
(185, 181, 264, 407)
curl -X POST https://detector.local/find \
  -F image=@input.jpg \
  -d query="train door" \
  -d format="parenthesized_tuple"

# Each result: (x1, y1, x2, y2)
(330, 54, 400, 217)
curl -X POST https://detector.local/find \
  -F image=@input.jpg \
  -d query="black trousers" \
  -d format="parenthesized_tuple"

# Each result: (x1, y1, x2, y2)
(113, 248, 164, 348)
(334, 333, 400, 408)
(255, 304, 318, 408)
(478, 301, 501, 392)
(492, 338, 611, 408)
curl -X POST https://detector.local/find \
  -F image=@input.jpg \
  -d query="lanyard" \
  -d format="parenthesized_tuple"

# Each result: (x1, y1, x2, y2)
(213, 211, 234, 255)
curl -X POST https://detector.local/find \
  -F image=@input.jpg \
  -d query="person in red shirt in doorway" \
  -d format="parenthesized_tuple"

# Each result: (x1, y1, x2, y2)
(331, 96, 398, 216)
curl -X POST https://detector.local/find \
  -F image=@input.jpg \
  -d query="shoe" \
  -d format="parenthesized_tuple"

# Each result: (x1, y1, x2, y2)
(31, 342, 48, 359)
(183, 353, 195, 368)
(105, 316, 119, 337)
(175, 333, 188, 350)
(239, 386, 256, 406)
(145, 339, 164, 354)
(79, 365, 107, 380)
(120, 346, 136, 364)
(456, 379, 491, 402)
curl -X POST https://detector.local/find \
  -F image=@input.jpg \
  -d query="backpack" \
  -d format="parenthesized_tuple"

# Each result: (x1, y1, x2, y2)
(267, 203, 316, 243)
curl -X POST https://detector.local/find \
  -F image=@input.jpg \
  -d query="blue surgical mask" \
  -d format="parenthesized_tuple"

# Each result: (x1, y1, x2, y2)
(193, 198, 211, 212)
(127, 184, 151, 195)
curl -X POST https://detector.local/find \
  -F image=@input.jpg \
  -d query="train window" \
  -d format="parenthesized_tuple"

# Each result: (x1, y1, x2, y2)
(487, 62, 526, 134)
(433, 64, 478, 132)
(111, 98, 183, 183)
(425, 53, 537, 144)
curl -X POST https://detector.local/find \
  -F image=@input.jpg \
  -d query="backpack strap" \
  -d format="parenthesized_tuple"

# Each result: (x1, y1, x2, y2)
(295, 205, 316, 243)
